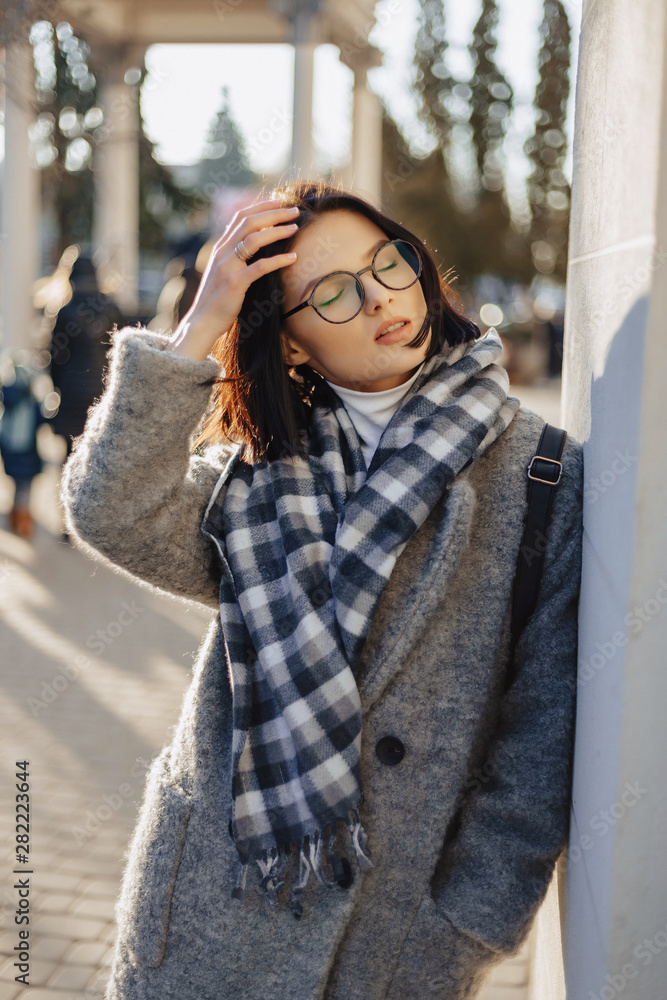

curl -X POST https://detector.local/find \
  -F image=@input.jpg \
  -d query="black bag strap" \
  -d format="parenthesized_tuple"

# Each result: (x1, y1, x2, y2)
(508, 422, 567, 671)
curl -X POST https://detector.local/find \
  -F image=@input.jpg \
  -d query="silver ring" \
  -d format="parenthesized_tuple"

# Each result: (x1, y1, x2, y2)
(234, 239, 253, 263)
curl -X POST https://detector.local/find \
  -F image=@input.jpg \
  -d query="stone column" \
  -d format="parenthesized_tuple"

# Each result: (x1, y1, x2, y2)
(560, 1, 667, 997)
(93, 44, 143, 316)
(290, 8, 317, 180)
(349, 59, 383, 207)
(1, 41, 41, 352)
(335, 40, 383, 205)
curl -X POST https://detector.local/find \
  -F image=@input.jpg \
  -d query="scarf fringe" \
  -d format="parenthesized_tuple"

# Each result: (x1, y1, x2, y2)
(230, 812, 374, 919)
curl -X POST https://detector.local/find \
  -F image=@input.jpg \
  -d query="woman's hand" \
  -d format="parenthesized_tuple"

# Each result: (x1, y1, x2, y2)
(167, 197, 300, 361)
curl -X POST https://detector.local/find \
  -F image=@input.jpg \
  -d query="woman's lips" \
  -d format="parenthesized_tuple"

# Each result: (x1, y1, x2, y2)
(375, 320, 412, 346)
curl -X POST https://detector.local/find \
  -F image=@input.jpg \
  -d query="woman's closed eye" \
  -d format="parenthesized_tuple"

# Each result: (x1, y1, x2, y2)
(320, 289, 345, 307)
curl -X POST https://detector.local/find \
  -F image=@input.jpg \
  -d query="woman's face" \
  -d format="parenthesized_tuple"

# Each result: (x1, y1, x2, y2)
(279, 209, 431, 392)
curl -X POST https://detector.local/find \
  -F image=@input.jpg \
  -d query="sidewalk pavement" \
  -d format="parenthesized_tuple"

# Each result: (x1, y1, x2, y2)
(0, 378, 560, 1000)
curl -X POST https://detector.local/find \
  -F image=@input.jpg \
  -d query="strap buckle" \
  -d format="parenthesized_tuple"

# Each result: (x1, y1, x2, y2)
(527, 455, 563, 485)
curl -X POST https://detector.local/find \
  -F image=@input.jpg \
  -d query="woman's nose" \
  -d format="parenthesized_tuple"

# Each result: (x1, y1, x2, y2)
(362, 273, 393, 312)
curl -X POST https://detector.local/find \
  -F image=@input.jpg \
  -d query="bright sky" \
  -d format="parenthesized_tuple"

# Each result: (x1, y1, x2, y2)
(1, 0, 583, 205)
(140, 0, 581, 162)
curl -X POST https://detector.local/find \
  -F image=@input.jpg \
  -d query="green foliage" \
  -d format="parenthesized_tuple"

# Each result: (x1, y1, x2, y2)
(413, 0, 456, 144)
(28, 19, 200, 263)
(196, 85, 258, 194)
(523, 0, 571, 279)
(30, 20, 97, 256)
(384, 0, 571, 287)
(468, 0, 514, 190)
(132, 66, 203, 252)
(393, 0, 532, 287)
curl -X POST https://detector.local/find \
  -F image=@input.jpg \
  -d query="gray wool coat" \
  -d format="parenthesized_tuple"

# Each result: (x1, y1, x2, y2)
(60, 326, 584, 1000)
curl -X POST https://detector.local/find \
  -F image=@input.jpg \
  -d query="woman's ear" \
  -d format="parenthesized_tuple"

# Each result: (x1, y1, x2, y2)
(280, 329, 312, 367)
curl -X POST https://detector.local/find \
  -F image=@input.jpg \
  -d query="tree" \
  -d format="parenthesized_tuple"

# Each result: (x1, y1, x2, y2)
(467, 0, 514, 194)
(523, 0, 571, 279)
(29, 19, 98, 257)
(413, 0, 457, 151)
(28, 19, 199, 265)
(404, 0, 476, 286)
(131, 65, 205, 253)
(402, 0, 533, 286)
(196, 86, 257, 195)
(382, 106, 497, 305)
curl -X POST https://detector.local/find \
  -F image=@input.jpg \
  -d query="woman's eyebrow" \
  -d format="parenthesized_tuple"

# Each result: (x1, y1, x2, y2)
(299, 238, 388, 300)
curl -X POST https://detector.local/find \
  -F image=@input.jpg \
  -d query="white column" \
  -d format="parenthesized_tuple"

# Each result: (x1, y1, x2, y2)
(1, 41, 40, 352)
(349, 65, 383, 207)
(290, 11, 316, 179)
(561, 1, 667, 997)
(93, 44, 141, 315)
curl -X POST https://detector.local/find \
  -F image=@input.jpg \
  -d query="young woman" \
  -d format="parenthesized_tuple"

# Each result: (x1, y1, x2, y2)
(61, 179, 583, 1000)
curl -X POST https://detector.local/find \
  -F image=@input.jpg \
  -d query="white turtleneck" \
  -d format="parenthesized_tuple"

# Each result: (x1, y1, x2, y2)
(324, 362, 426, 469)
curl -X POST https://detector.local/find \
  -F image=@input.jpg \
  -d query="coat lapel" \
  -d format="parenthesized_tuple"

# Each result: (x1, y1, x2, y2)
(355, 476, 477, 709)
(200, 445, 242, 579)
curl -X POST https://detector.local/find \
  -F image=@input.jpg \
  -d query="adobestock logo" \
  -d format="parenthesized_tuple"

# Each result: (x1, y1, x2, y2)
(584, 448, 638, 504)
(578, 579, 667, 687)
(587, 920, 667, 1000)
(567, 780, 648, 865)
(27, 600, 145, 717)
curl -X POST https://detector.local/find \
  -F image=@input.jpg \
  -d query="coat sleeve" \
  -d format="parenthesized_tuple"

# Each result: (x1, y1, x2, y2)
(431, 433, 584, 956)
(60, 325, 231, 611)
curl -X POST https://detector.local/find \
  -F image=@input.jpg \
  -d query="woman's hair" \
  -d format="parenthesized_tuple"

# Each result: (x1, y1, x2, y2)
(192, 178, 481, 463)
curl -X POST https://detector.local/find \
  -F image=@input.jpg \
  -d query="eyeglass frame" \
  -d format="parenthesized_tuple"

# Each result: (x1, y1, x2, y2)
(279, 239, 423, 324)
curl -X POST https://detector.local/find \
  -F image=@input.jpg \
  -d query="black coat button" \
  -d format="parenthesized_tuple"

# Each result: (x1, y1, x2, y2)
(375, 736, 405, 765)
(337, 857, 353, 889)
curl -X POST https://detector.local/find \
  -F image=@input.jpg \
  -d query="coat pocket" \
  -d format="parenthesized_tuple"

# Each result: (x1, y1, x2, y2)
(386, 893, 501, 1000)
(116, 750, 191, 970)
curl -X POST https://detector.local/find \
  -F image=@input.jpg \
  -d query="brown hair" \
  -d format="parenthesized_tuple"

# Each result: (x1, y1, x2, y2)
(192, 178, 481, 463)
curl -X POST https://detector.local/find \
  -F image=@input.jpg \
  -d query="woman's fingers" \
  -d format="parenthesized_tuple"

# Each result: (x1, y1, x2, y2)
(246, 250, 298, 279)
(170, 198, 300, 353)
(245, 196, 287, 215)
(237, 206, 300, 239)
(238, 221, 299, 256)
(230, 197, 285, 224)
(218, 199, 295, 246)
(213, 205, 300, 269)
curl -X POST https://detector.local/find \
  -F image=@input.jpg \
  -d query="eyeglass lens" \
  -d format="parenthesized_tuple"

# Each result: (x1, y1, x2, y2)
(311, 240, 421, 322)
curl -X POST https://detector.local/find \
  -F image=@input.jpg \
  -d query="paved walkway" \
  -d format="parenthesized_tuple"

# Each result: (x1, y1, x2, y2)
(0, 378, 560, 1000)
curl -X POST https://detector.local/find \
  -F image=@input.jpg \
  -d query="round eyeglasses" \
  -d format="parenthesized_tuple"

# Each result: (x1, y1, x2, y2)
(280, 239, 423, 325)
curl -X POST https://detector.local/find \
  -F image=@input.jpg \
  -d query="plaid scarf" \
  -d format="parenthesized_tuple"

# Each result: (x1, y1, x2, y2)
(202, 328, 519, 917)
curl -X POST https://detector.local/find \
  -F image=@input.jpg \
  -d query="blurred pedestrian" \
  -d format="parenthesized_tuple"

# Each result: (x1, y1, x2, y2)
(0, 351, 50, 539)
(47, 255, 123, 540)
(47, 255, 123, 460)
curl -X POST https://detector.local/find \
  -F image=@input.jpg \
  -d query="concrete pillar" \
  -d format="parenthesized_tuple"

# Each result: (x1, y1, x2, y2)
(1, 41, 41, 352)
(290, 10, 317, 180)
(93, 44, 143, 315)
(334, 39, 383, 206)
(349, 63, 383, 208)
(560, 1, 667, 997)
